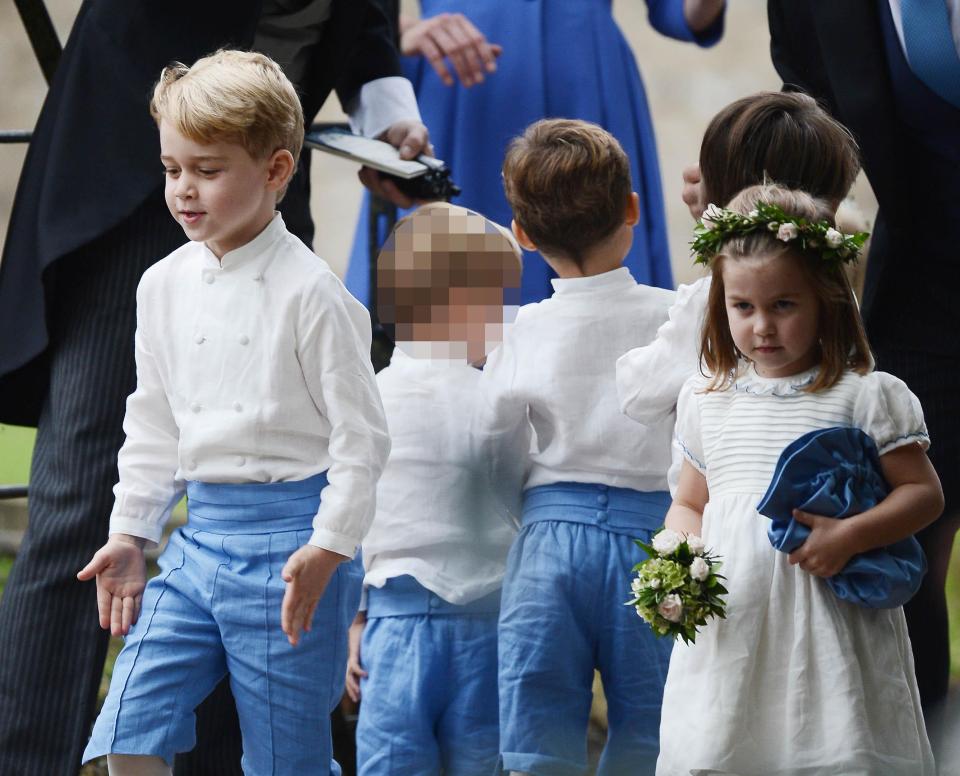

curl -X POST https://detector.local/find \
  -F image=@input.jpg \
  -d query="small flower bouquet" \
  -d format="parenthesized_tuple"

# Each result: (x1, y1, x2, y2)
(627, 528, 727, 643)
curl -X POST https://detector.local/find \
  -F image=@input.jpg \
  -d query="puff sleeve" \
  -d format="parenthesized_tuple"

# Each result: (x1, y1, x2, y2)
(853, 371, 930, 456)
(674, 376, 707, 473)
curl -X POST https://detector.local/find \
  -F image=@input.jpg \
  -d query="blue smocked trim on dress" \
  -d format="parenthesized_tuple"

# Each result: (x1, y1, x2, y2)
(675, 434, 706, 472)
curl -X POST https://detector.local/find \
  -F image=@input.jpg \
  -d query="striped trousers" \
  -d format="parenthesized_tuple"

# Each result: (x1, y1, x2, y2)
(877, 345, 960, 711)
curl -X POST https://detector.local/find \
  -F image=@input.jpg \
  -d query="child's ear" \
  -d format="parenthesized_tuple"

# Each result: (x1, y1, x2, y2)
(624, 192, 640, 227)
(266, 149, 296, 192)
(511, 219, 537, 252)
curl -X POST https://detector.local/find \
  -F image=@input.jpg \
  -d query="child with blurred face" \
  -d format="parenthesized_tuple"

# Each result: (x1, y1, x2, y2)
(347, 203, 520, 775)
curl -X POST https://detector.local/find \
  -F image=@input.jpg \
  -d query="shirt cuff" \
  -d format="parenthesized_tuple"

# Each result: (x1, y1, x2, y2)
(309, 527, 361, 558)
(109, 516, 163, 547)
(347, 76, 422, 138)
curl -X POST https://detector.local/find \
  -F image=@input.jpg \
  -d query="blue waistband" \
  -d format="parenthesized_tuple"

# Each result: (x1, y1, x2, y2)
(521, 482, 670, 535)
(366, 575, 501, 619)
(185, 472, 328, 533)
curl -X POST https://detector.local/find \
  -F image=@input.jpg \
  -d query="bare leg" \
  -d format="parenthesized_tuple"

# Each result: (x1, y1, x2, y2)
(107, 754, 173, 776)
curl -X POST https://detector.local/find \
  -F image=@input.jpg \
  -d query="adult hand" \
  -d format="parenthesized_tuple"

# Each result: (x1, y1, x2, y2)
(681, 164, 707, 220)
(401, 13, 502, 87)
(77, 534, 147, 637)
(787, 509, 855, 578)
(344, 611, 368, 702)
(357, 119, 432, 208)
(280, 544, 346, 646)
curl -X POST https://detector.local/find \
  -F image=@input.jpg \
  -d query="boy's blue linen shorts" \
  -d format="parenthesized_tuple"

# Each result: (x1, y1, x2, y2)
(83, 473, 362, 776)
(357, 575, 500, 776)
(498, 482, 673, 776)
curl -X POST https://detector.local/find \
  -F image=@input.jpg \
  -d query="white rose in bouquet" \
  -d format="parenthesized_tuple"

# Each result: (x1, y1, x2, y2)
(657, 594, 684, 623)
(652, 528, 683, 556)
(690, 556, 710, 582)
(686, 535, 706, 555)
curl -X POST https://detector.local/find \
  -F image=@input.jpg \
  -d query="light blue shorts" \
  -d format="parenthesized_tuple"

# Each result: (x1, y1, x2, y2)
(498, 482, 672, 776)
(356, 575, 500, 776)
(83, 474, 362, 775)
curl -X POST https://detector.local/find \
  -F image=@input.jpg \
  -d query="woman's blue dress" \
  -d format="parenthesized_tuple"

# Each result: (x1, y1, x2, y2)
(345, 0, 723, 306)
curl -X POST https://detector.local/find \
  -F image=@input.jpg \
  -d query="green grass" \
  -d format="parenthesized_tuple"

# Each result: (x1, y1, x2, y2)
(0, 425, 34, 484)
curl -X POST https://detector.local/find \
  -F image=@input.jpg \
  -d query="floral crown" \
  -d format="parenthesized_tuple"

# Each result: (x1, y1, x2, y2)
(691, 201, 869, 267)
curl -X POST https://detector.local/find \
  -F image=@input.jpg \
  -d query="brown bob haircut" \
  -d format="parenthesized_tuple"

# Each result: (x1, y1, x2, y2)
(700, 184, 873, 393)
(700, 91, 860, 210)
(502, 119, 632, 266)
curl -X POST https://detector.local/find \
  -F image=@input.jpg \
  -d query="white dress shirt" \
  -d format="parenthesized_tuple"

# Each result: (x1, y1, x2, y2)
(362, 350, 515, 605)
(110, 214, 390, 556)
(616, 275, 709, 426)
(475, 267, 676, 520)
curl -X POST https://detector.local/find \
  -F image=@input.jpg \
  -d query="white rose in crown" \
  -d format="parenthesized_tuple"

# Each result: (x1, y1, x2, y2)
(652, 528, 683, 556)
(777, 223, 798, 242)
(686, 535, 706, 555)
(657, 594, 684, 623)
(701, 203, 724, 230)
(825, 227, 844, 248)
(690, 556, 710, 582)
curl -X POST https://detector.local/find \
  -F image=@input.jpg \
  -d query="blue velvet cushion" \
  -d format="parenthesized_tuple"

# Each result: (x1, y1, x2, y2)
(757, 426, 926, 608)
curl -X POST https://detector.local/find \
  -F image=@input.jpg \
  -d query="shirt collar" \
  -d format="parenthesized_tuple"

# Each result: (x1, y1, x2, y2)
(549, 266, 635, 295)
(200, 212, 286, 270)
(390, 344, 480, 371)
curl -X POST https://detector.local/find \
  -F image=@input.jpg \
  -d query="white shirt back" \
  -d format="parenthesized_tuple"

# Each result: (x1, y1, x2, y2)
(363, 350, 515, 605)
(475, 267, 676, 519)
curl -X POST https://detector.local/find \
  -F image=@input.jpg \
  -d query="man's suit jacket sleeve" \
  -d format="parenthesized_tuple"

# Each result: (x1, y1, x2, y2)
(767, 1, 837, 112)
(334, 0, 403, 112)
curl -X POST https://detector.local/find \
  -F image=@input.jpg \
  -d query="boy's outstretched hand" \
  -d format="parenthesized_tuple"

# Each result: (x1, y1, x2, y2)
(281, 545, 347, 647)
(77, 534, 147, 637)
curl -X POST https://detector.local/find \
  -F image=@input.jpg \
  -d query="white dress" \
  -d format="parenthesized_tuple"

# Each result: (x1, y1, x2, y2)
(656, 366, 935, 776)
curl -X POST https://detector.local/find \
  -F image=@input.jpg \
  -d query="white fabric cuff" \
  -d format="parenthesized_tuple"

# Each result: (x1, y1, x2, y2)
(347, 76, 422, 138)
(309, 527, 360, 558)
(109, 516, 163, 547)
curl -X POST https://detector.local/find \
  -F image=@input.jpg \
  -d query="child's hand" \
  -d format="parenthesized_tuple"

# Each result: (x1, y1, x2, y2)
(280, 545, 347, 647)
(77, 534, 147, 637)
(787, 509, 856, 578)
(345, 611, 368, 702)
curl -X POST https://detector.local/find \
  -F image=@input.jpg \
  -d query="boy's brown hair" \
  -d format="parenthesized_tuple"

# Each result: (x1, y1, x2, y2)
(700, 184, 873, 393)
(502, 119, 632, 265)
(150, 49, 304, 165)
(700, 92, 860, 209)
(377, 202, 521, 341)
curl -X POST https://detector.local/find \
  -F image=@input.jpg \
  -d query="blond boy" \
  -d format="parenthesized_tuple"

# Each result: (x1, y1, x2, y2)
(79, 51, 389, 775)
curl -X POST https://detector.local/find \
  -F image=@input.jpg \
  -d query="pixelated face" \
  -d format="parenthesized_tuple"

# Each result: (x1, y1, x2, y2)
(160, 120, 274, 258)
(377, 206, 521, 365)
(722, 252, 821, 378)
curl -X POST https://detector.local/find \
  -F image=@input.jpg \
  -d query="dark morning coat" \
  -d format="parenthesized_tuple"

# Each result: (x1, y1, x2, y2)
(767, 0, 960, 356)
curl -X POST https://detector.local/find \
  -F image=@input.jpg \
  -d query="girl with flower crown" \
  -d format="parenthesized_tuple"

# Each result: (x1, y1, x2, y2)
(654, 184, 940, 775)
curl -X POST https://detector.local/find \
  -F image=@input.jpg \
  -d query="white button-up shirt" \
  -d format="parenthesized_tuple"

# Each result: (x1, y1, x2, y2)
(110, 214, 390, 556)
(362, 350, 515, 604)
(474, 267, 676, 520)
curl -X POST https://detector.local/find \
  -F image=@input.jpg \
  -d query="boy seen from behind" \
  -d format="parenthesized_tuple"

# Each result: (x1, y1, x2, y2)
(475, 119, 676, 776)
